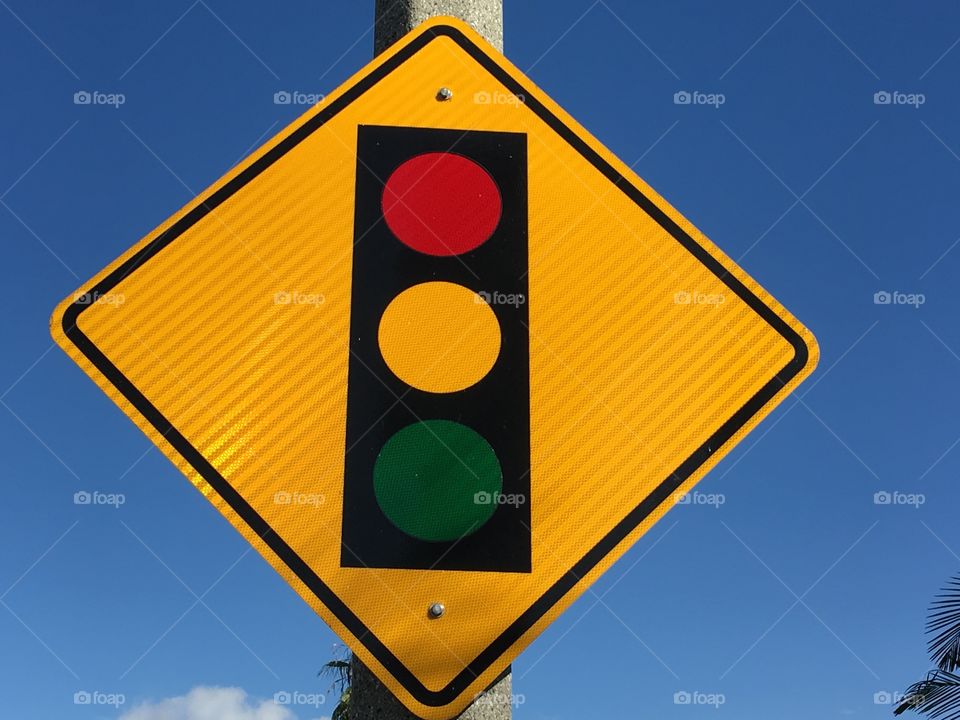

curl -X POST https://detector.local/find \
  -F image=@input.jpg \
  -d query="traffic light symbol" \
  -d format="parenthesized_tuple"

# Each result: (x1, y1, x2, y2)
(341, 125, 531, 572)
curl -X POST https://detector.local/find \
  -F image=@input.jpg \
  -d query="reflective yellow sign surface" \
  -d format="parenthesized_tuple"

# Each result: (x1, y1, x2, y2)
(51, 17, 817, 720)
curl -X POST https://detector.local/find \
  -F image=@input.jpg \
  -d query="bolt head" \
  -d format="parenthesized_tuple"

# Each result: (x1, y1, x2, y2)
(436, 87, 454, 102)
(428, 602, 445, 618)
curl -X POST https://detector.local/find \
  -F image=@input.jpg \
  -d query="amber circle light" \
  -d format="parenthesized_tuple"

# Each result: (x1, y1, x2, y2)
(378, 281, 501, 393)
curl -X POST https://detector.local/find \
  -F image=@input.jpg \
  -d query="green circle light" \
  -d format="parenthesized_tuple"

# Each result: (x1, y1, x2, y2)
(373, 420, 503, 543)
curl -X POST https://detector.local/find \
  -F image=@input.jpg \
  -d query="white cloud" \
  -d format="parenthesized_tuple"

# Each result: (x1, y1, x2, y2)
(119, 686, 296, 720)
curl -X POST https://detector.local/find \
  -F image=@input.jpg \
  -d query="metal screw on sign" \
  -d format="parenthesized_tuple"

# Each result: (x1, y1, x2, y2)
(428, 602, 446, 619)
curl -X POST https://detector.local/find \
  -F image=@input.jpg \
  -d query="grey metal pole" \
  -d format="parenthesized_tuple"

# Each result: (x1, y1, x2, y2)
(374, 0, 503, 54)
(350, 656, 513, 719)
(356, 9, 511, 720)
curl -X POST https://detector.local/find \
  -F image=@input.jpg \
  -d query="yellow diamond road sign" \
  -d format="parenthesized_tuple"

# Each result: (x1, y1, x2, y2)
(51, 17, 818, 720)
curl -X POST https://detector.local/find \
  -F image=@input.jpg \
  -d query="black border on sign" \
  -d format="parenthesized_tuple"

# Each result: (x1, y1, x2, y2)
(60, 24, 810, 708)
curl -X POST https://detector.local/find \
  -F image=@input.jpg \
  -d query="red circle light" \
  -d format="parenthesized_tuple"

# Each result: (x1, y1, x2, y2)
(382, 152, 501, 256)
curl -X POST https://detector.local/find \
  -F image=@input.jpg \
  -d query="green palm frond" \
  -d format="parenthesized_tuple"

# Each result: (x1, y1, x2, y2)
(895, 671, 960, 719)
(320, 659, 351, 684)
(332, 687, 351, 720)
(319, 648, 353, 720)
(929, 577, 960, 672)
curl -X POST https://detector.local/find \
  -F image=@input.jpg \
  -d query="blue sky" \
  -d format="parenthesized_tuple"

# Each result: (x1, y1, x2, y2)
(2, 1, 960, 718)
